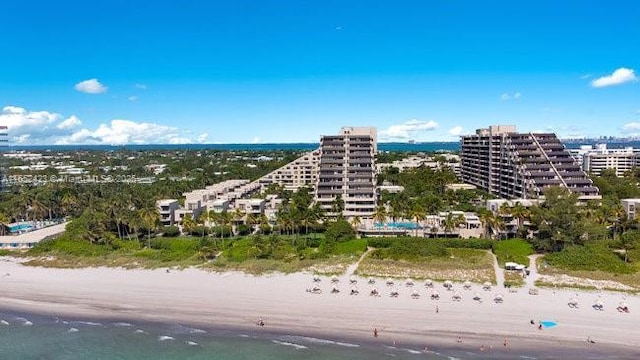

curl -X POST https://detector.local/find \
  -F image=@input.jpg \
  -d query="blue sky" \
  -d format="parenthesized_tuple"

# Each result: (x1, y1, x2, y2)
(1, 0, 639, 145)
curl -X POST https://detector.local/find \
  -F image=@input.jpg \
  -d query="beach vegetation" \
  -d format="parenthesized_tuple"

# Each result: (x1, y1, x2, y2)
(162, 225, 180, 237)
(492, 239, 534, 266)
(544, 244, 633, 274)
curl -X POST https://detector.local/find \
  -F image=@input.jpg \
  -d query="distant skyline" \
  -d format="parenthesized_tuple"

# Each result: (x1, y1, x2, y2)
(1, 1, 639, 145)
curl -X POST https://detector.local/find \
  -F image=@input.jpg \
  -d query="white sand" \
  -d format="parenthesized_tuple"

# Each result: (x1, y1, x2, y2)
(1, 256, 639, 352)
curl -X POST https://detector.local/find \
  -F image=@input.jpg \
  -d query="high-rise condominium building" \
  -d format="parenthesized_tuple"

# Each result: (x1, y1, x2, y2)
(315, 127, 377, 218)
(461, 125, 600, 200)
(569, 144, 640, 177)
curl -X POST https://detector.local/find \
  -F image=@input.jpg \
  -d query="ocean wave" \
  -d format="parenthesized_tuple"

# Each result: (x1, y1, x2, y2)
(158, 335, 175, 341)
(112, 322, 134, 327)
(278, 335, 359, 348)
(173, 324, 207, 334)
(134, 329, 147, 334)
(15, 317, 33, 326)
(1, 320, 9, 325)
(68, 328, 79, 333)
(185, 341, 199, 346)
(272, 340, 308, 350)
(70, 321, 102, 326)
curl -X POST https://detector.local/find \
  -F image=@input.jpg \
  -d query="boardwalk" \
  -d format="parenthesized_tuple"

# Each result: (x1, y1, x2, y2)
(0, 223, 68, 249)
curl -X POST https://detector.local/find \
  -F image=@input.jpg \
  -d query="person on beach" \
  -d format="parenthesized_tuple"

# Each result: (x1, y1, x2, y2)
(257, 318, 265, 327)
(436, 306, 439, 314)
(504, 338, 508, 348)
(457, 336, 463, 343)
(373, 327, 378, 338)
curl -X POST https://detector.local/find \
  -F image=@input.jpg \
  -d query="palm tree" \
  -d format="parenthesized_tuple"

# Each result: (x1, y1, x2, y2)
(373, 205, 387, 225)
(138, 207, 160, 248)
(350, 215, 362, 232)
(0, 212, 9, 236)
(408, 203, 426, 237)
(181, 213, 196, 235)
(510, 202, 530, 236)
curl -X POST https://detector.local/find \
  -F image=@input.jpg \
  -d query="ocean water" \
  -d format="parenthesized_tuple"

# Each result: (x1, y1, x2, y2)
(0, 311, 450, 360)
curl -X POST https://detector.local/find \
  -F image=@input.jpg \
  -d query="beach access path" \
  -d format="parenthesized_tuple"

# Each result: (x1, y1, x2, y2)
(490, 251, 504, 288)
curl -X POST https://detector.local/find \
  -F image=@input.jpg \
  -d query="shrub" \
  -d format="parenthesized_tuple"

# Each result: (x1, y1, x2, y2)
(544, 245, 633, 274)
(332, 239, 367, 255)
(325, 219, 355, 243)
(189, 226, 209, 237)
(162, 226, 180, 237)
(374, 238, 447, 260)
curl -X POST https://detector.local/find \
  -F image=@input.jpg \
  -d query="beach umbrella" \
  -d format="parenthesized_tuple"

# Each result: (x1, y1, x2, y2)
(452, 291, 461, 301)
(406, 278, 414, 287)
(482, 282, 492, 290)
(494, 294, 504, 303)
(349, 276, 357, 284)
(313, 275, 321, 282)
(568, 298, 578, 308)
(331, 286, 340, 293)
(386, 278, 394, 286)
(540, 320, 558, 329)
(411, 290, 420, 298)
(443, 280, 453, 289)
(368, 277, 376, 284)
(463, 280, 472, 289)
(425, 279, 433, 287)
(331, 275, 339, 283)
(473, 293, 481, 301)
(431, 290, 440, 299)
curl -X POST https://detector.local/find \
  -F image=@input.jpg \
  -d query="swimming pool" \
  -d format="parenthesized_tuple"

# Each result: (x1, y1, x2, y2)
(8, 223, 34, 233)
(373, 222, 421, 230)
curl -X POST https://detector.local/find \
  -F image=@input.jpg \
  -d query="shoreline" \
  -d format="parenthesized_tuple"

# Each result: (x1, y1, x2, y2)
(2, 257, 640, 358)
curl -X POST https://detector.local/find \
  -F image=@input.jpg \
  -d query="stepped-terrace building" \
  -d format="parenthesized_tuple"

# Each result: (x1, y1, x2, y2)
(461, 125, 600, 200)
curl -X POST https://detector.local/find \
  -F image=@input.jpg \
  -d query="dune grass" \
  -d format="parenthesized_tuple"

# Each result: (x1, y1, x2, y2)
(356, 248, 495, 283)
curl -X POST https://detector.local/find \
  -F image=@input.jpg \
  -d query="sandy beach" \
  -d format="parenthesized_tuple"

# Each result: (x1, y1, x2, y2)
(1, 256, 639, 358)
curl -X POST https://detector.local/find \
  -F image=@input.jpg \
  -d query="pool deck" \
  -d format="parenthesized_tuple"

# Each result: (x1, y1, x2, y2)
(0, 222, 68, 249)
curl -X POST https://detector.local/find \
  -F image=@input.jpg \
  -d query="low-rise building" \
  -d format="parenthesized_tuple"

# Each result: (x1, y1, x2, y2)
(621, 198, 640, 219)
(156, 199, 179, 226)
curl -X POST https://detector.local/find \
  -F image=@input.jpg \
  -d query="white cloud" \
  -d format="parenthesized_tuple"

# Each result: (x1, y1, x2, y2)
(379, 119, 438, 141)
(74, 78, 108, 94)
(197, 133, 209, 143)
(56, 115, 82, 130)
(1, 104, 204, 145)
(1, 105, 63, 141)
(622, 122, 640, 131)
(448, 126, 463, 136)
(580, 74, 592, 79)
(501, 92, 521, 101)
(128, 96, 138, 101)
(59, 119, 193, 145)
(591, 68, 638, 88)
(251, 136, 261, 144)
(135, 83, 147, 89)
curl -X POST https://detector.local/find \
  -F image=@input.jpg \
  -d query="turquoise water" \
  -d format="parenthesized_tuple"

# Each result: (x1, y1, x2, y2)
(1, 310, 637, 359)
(8, 223, 33, 233)
(0, 311, 446, 360)
(374, 222, 420, 230)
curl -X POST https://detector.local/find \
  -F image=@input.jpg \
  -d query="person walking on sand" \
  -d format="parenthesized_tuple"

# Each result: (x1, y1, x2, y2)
(504, 338, 508, 348)
(436, 306, 439, 314)
(373, 327, 378, 338)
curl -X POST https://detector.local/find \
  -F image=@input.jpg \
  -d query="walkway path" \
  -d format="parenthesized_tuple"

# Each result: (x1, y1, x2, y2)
(344, 247, 374, 277)
(525, 254, 543, 289)
(489, 250, 505, 288)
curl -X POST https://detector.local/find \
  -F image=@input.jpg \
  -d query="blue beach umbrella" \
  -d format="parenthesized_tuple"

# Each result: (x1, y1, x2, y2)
(540, 320, 558, 329)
